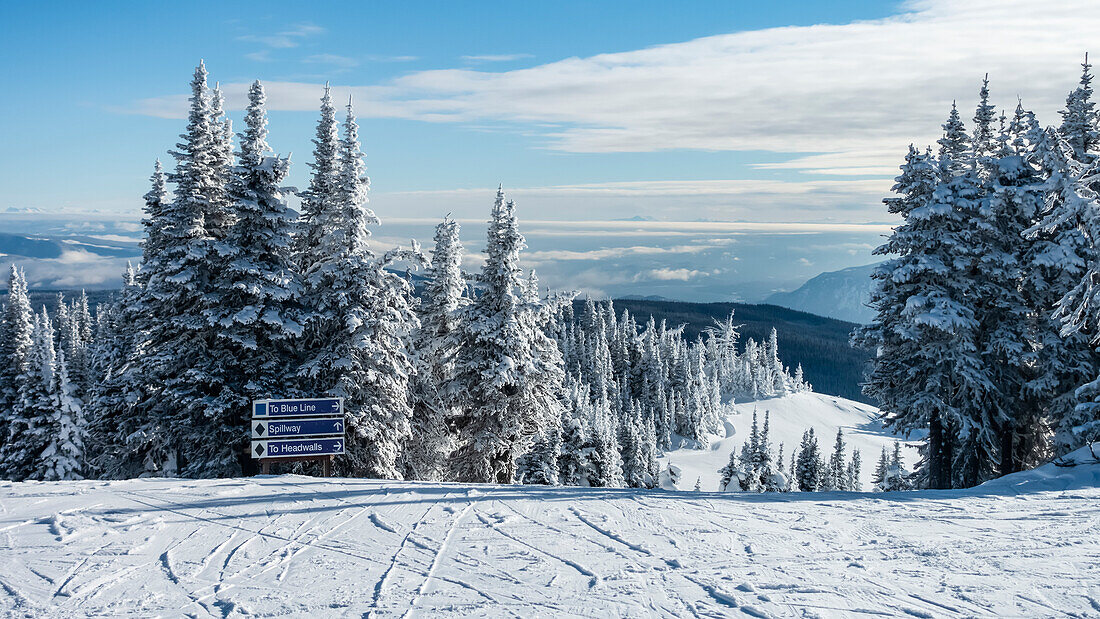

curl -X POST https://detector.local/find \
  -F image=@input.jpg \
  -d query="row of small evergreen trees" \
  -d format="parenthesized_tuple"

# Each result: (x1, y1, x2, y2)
(0, 63, 808, 485)
(856, 57, 1100, 489)
(716, 412, 883, 493)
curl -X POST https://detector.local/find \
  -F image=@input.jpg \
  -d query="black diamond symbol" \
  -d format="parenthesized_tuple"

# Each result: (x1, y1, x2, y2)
(255, 423, 265, 436)
(255, 443, 265, 456)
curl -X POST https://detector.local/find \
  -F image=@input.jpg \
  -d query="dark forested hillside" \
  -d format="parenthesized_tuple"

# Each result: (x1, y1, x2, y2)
(605, 299, 871, 404)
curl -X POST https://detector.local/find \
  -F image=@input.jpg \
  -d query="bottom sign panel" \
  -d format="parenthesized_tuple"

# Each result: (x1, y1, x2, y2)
(252, 438, 344, 459)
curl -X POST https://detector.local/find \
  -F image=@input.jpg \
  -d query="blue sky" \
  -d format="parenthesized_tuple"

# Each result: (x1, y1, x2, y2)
(1, 0, 1096, 300)
(2, 0, 898, 214)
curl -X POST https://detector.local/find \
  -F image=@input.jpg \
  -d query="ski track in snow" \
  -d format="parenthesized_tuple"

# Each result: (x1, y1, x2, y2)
(0, 466, 1098, 618)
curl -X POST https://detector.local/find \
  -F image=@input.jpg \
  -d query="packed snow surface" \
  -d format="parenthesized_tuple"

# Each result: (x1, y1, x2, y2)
(662, 392, 916, 492)
(2, 449, 1099, 617)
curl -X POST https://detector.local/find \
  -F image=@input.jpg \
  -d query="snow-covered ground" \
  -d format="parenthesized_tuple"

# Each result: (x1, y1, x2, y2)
(662, 392, 916, 492)
(2, 447, 1099, 617)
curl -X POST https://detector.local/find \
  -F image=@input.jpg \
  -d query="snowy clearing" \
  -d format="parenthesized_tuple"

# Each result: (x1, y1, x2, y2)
(2, 448, 1099, 618)
(661, 392, 917, 492)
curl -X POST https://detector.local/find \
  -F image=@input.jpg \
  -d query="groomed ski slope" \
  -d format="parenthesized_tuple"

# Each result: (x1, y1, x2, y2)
(2, 447, 1099, 617)
(661, 392, 916, 491)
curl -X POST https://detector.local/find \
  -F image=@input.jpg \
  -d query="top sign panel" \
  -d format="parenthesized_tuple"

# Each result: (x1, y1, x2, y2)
(254, 398, 343, 418)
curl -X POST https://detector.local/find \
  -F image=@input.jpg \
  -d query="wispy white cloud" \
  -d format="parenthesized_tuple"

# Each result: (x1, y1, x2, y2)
(461, 53, 533, 63)
(245, 50, 273, 62)
(525, 242, 729, 263)
(366, 54, 419, 63)
(639, 268, 709, 282)
(130, 0, 1100, 178)
(238, 23, 325, 49)
(303, 54, 360, 70)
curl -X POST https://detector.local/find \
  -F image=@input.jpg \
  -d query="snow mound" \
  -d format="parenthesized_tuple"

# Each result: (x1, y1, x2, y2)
(976, 442, 1100, 494)
(659, 391, 915, 491)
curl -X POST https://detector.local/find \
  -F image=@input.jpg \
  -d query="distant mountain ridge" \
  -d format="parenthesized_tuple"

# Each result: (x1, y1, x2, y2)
(765, 262, 881, 324)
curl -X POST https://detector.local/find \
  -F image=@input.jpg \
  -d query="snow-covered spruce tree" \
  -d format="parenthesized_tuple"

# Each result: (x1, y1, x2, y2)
(54, 294, 70, 351)
(295, 84, 340, 274)
(1060, 54, 1098, 164)
(854, 125, 988, 489)
(972, 75, 998, 175)
(617, 400, 648, 488)
(585, 390, 625, 487)
(84, 170, 158, 474)
(515, 271, 569, 486)
(847, 449, 862, 492)
(67, 291, 93, 398)
(757, 411, 785, 492)
(297, 100, 418, 479)
(55, 295, 88, 404)
(450, 190, 551, 484)
(958, 88, 1041, 484)
(824, 428, 846, 492)
(881, 442, 913, 492)
(136, 160, 169, 289)
(642, 415, 660, 485)
(1037, 64, 1100, 455)
(871, 446, 889, 490)
(192, 80, 303, 476)
(404, 217, 466, 481)
(75, 292, 93, 346)
(558, 376, 592, 486)
(792, 363, 808, 392)
(41, 349, 86, 481)
(765, 328, 788, 396)
(206, 82, 235, 238)
(938, 102, 972, 176)
(981, 104, 1056, 475)
(735, 410, 763, 491)
(4, 309, 56, 480)
(927, 156, 994, 489)
(95, 264, 140, 381)
(793, 428, 821, 492)
(119, 62, 230, 478)
(0, 265, 33, 475)
(717, 439, 744, 492)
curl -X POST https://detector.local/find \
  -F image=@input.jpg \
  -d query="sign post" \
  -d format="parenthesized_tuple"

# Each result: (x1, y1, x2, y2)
(251, 397, 345, 476)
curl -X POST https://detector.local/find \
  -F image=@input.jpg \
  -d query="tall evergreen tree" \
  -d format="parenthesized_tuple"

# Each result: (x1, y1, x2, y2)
(295, 84, 341, 273)
(206, 82, 235, 238)
(449, 190, 538, 484)
(794, 428, 821, 492)
(5, 309, 56, 480)
(847, 449, 862, 492)
(198, 80, 303, 475)
(972, 75, 998, 171)
(298, 100, 417, 479)
(825, 428, 847, 491)
(514, 271, 568, 485)
(405, 217, 466, 481)
(0, 266, 33, 473)
(1059, 54, 1098, 163)
(100, 62, 226, 478)
(854, 138, 984, 489)
(41, 350, 86, 481)
(938, 102, 971, 175)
